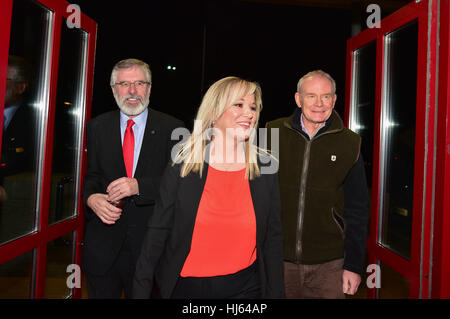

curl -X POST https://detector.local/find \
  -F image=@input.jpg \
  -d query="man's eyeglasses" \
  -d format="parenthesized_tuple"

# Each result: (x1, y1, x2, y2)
(114, 81, 150, 89)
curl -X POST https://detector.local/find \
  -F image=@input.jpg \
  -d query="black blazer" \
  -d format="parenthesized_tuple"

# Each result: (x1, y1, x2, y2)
(1, 104, 35, 183)
(82, 108, 184, 276)
(132, 159, 285, 299)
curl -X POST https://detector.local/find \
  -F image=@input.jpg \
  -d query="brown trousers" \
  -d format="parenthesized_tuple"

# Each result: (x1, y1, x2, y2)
(284, 258, 346, 299)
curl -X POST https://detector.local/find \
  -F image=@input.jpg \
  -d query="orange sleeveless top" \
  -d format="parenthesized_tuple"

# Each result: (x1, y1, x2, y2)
(180, 166, 257, 277)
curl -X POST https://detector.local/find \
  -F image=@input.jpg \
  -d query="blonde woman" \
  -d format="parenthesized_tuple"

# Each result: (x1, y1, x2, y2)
(133, 77, 284, 299)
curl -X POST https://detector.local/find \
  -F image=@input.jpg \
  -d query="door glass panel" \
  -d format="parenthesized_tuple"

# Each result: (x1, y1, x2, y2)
(350, 41, 376, 188)
(44, 232, 75, 298)
(377, 261, 410, 298)
(0, 0, 52, 244)
(379, 20, 418, 259)
(0, 249, 35, 298)
(48, 20, 88, 225)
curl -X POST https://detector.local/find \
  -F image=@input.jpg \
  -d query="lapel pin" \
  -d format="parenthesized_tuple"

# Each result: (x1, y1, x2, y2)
(331, 155, 337, 161)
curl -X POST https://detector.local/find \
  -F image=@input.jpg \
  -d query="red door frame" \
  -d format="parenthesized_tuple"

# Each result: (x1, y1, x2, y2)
(0, 0, 96, 299)
(431, 0, 450, 299)
(345, 0, 441, 298)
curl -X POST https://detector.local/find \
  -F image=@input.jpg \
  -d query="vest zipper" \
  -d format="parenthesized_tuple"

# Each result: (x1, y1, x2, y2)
(296, 139, 311, 262)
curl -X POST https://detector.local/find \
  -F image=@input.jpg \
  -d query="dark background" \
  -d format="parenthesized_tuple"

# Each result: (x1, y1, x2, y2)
(68, 0, 409, 129)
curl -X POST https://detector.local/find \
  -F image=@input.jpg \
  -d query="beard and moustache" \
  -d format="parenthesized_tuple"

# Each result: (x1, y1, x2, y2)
(114, 92, 150, 116)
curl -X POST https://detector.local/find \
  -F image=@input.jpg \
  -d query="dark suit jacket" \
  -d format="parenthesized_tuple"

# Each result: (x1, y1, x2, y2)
(132, 158, 285, 299)
(1, 104, 35, 183)
(82, 108, 184, 276)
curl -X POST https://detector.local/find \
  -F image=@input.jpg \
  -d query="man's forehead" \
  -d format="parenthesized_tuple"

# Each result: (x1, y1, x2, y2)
(301, 76, 334, 91)
(116, 66, 145, 77)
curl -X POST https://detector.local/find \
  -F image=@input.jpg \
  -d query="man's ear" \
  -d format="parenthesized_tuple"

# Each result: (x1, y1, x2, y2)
(294, 92, 302, 109)
(332, 94, 337, 109)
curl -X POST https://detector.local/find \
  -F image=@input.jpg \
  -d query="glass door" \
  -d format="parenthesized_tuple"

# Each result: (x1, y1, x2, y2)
(345, 0, 439, 298)
(0, 0, 96, 298)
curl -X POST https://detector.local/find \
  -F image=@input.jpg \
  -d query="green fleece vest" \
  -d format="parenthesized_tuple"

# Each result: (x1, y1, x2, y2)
(267, 110, 361, 264)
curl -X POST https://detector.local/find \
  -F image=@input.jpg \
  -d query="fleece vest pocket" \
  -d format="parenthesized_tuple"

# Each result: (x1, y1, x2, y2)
(331, 208, 346, 239)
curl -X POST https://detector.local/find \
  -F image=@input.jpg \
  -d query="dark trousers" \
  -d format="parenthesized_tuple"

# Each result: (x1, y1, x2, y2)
(284, 258, 345, 299)
(171, 262, 260, 299)
(85, 239, 136, 299)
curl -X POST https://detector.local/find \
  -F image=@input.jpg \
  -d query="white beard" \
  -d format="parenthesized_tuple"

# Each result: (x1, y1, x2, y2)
(115, 93, 149, 116)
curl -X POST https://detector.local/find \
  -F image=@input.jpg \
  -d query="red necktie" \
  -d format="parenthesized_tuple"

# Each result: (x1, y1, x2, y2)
(123, 119, 135, 178)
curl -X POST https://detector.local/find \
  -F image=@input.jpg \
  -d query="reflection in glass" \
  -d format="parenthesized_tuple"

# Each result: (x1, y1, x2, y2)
(0, 0, 52, 244)
(377, 261, 409, 298)
(0, 250, 35, 298)
(48, 21, 88, 225)
(379, 21, 418, 259)
(350, 41, 376, 188)
(44, 232, 75, 298)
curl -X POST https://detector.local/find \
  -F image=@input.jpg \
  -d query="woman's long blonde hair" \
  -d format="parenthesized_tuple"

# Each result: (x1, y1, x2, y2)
(174, 76, 263, 180)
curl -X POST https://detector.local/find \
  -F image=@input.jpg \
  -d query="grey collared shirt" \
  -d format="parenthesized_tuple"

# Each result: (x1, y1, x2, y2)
(300, 113, 325, 139)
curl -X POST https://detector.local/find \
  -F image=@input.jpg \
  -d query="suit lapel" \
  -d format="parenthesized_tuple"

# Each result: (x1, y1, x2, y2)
(109, 111, 127, 177)
(249, 174, 265, 243)
(187, 163, 208, 219)
(134, 109, 159, 178)
(182, 163, 209, 250)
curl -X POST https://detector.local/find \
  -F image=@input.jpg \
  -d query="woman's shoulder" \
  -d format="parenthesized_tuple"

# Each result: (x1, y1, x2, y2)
(166, 161, 203, 181)
(256, 149, 279, 178)
(166, 161, 182, 174)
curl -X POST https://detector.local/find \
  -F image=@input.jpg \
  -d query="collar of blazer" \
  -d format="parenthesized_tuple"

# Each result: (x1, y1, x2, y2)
(182, 155, 274, 237)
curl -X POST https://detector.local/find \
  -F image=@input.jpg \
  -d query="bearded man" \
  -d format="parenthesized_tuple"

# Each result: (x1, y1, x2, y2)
(82, 58, 184, 298)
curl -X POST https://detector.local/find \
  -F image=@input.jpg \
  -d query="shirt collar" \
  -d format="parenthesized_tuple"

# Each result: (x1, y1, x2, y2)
(3, 104, 21, 129)
(120, 108, 148, 128)
(299, 112, 325, 139)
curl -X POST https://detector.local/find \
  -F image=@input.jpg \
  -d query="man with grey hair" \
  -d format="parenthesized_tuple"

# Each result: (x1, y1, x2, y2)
(82, 58, 184, 298)
(1, 55, 33, 202)
(266, 70, 369, 298)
